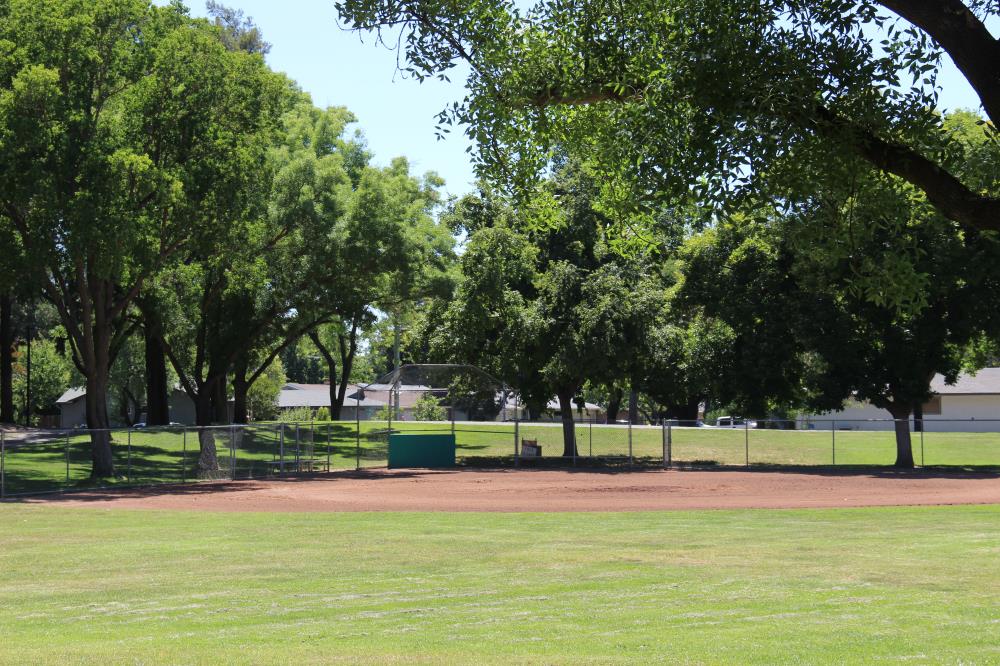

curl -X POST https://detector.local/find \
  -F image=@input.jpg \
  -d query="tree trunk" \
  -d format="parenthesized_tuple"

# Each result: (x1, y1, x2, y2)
(605, 386, 622, 424)
(194, 384, 220, 475)
(309, 330, 339, 420)
(627, 387, 639, 424)
(118, 387, 131, 426)
(887, 403, 915, 469)
(334, 325, 358, 421)
(231, 356, 249, 424)
(211, 368, 229, 425)
(330, 356, 354, 421)
(556, 388, 578, 457)
(231, 377, 248, 424)
(85, 370, 115, 478)
(0, 293, 13, 423)
(143, 323, 170, 426)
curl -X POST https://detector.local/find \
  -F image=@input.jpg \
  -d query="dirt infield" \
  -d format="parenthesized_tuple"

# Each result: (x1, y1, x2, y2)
(16, 467, 1000, 512)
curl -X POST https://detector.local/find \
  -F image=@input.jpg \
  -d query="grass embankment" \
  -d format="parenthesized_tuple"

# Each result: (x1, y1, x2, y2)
(4, 422, 1000, 494)
(0, 505, 998, 663)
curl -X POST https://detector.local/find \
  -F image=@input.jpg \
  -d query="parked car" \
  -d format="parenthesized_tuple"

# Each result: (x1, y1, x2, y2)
(714, 416, 758, 428)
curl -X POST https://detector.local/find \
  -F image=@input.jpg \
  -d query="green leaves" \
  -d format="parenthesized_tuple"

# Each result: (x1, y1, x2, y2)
(337, 0, 1000, 240)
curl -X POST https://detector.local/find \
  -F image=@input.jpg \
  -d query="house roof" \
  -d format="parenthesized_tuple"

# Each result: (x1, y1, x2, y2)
(279, 383, 386, 409)
(56, 387, 85, 405)
(931, 368, 1000, 395)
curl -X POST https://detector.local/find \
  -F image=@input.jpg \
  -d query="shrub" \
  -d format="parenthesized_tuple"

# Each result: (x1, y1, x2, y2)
(278, 406, 314, 423)
(413, 393, 446, 421)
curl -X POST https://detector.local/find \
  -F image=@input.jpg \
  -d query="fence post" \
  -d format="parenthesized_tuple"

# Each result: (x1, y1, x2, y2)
(355, 394, 361, 471)
(231, 425, 237, 480)
(65, 432, 70, 483)
(295, 424, 301, 473)
(662, 420, 667, 469)
(1, 430, 5, 499)
(920, 420, 925, 467)
(589, 419, 593, 457)
(513, 408, 520, 467)
(573, 421, 577, 467)
(327, 423, 331, 473)
(127, 429, 132, 483)
(744, 419, 749, 468)
(628, 418, 633, 466)
(667, 422, 672, 468)
(832, 419, 836, 465)
(181, 428, 187, 482)
(279, 426, 285, 474)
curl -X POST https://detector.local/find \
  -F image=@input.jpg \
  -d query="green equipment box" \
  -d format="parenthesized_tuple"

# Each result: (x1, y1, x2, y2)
(388, 433, 457, 468)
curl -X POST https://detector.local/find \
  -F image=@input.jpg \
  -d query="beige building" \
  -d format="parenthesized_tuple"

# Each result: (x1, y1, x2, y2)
(798, 368, 1000, 432)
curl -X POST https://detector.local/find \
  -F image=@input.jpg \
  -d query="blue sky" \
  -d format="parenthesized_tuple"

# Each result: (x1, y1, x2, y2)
(172, 1, 991, 201)
(172, 0, 477, 199)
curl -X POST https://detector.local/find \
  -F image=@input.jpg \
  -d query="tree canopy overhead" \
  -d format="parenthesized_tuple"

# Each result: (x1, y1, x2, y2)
(336, 0, 1000, 233)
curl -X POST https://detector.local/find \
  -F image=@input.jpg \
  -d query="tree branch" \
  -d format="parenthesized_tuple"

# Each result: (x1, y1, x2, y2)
(812, 104, 1000, 232)
(877, 0, 1000, 125)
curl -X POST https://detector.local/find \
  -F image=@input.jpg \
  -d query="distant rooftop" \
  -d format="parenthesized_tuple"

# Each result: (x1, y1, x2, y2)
(931, 368, 1000, 395)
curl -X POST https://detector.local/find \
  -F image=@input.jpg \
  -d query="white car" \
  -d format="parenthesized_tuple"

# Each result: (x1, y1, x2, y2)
(714, 416, 757, 428)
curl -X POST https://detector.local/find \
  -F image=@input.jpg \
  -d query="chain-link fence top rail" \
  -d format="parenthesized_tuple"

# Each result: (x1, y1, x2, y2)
(4, 418, 1000, 497)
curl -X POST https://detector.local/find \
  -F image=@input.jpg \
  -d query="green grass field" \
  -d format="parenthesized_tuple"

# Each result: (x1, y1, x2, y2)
(1, 504, 998, 664)
(4, 422, 1000, 495)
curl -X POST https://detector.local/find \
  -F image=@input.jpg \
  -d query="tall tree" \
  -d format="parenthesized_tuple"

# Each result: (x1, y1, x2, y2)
(206, 0, 271, 55)
(436, 165, 659, 455)
(0, 0, 288, 475)
(0, 293, 12, 423)
(678, 176, 1000, 467)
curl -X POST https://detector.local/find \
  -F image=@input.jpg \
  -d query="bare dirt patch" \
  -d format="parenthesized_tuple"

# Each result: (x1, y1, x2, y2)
(15, 467, 1000, 512)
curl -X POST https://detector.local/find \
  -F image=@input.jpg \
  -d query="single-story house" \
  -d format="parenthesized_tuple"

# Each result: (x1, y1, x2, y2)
(279, 383, 386, 421)
(56, 387, 195, 428)
(498, 396, 606, 423)
(798, 368, 1000, 432)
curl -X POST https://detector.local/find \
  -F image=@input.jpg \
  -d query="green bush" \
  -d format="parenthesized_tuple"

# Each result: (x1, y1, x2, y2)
(314, 407, 331, 422)
(413, 393, 446, 421)
(278, 406, 314, 423)
(374, 405, 394, 422)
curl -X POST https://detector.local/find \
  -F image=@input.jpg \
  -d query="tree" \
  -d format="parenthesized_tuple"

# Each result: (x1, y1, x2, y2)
(637, 313, 738, 425)
(107, 331, 146, 427)
(246, 356, 284, 422)
(677, 173, 1000, 467)
(12, 335, 74, 426)
(413, 392, 446, 421)
(139, 296, 171, 426)
(0, 292, 12, 423)
(436, 165, 660, 455)
(206, 1, 271, 55)
(308, 157, 455, 420)
(0, 1, 287, 476)
(336, 1, 1000, 239)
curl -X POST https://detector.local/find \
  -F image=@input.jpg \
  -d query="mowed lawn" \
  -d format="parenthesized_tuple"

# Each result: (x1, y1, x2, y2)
(1, 505, 999, 664)
(5, 422, 1000, 494)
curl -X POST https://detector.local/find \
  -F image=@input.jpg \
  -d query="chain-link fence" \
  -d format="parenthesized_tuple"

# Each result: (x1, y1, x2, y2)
(3, 418, 1000, 497)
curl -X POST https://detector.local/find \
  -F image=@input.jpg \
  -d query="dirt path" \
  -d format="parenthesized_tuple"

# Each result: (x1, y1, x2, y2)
(14, 467, 1000, 512)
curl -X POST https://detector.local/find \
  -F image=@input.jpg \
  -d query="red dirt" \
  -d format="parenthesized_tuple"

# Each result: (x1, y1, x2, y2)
(17, 468, 1000, 512)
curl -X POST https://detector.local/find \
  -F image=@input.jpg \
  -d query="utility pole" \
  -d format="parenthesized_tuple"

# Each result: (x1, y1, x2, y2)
(392, 316, 401, 421)
(24, 304, 33, 427)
